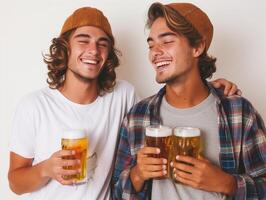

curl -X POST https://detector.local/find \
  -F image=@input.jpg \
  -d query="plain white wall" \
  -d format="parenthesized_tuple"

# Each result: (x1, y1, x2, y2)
(1, 0, 265, 199)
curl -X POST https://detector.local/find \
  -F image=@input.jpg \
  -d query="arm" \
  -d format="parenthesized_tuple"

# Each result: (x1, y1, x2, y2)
(9, 97, 81, 194)
(8, 152, 49, 195)
(8, 150, 80, 195)
(130, 147, 166, 192)
(112, 119, 153, 199)
(233, 102, 266, 199)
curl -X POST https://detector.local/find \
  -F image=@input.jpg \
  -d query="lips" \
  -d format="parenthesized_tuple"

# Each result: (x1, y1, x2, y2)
(81, 58, 99, 65)
(153, 59, 172, 72)
(155, 61, 171, 68)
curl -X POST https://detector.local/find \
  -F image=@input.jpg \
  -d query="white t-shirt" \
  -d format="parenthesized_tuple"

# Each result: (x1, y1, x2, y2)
(10, 80, 137, 200)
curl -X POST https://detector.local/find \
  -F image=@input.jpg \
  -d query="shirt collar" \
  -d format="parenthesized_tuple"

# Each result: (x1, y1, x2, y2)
(151, 82, 225, 112)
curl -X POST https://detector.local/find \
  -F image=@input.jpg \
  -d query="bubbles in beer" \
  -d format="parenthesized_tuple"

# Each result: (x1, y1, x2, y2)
(173, 127, 201, 158)
(145, 125, 172, 178)
(61, 130, 88, 183)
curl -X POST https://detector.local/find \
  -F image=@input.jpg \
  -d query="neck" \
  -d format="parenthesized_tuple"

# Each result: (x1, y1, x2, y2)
(58, 71, 98, 105)
(165, 75, 209, 109)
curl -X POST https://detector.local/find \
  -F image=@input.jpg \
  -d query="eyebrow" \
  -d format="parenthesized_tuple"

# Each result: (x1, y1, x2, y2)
(74, 34, 110, 43)
(147, 32, 177, 43)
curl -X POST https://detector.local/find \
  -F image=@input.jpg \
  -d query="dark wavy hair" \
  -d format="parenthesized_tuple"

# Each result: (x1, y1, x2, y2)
(146, 2, 216, 80)
(43, 29, 120, 95)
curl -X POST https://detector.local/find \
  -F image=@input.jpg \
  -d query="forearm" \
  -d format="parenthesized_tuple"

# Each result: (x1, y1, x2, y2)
(130, 165, 145, 192)
(8, 160, 50, 195)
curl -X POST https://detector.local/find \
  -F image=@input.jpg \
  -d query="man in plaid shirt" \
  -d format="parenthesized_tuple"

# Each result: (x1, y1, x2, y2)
(112, 2, 266, 200)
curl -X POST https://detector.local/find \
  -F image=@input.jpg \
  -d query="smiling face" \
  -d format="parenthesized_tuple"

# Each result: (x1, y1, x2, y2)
(148, 17, 200, 84)
(67, 26, 110, 83)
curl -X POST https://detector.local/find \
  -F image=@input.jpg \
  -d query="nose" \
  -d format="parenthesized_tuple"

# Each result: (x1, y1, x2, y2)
(86, 42, 99, 56)
(149, 43, 164, 59)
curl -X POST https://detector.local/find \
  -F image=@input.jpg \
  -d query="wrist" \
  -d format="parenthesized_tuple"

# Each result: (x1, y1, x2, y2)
(222, 174, 237, 196)
(38, 160, 49, 178)
(130, 165, 145, 192)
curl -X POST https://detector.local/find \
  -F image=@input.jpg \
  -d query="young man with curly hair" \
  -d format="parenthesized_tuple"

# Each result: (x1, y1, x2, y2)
(8, 7, 137, 200)
(112, 2, 266, 200)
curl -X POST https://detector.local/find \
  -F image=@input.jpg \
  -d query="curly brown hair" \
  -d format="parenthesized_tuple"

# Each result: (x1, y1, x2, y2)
(43, 29, 120, 95)
(146, 2, 216, 80)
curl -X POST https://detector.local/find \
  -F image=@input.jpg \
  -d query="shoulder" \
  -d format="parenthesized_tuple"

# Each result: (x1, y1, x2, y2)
(221, 95, 254, 110)
(111, 80, 138, 102)
(114, 80, 135, 93)
(15, 87, 51, 112)
(128, 94, 156, 115)
(219, 94, 260, 119)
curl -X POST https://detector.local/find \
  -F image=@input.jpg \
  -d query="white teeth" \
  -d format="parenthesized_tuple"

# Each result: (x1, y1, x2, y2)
(155, 61, 171, 68)
(81, 59, 98, 64)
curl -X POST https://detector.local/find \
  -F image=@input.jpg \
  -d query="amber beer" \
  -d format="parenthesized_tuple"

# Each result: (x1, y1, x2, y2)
(172, 127, 201, 158)
(61, 130, 88, 183)
(145, 125, 172, 178)
(171, 127, 201, 182)
(173, 127, 201, 158)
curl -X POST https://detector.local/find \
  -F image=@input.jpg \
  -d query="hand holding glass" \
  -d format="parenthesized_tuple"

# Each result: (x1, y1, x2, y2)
(61, 130, 88, 184)
(145, 125, 172, 179)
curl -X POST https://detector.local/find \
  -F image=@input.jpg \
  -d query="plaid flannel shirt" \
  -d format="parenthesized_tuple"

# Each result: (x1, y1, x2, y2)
(112, 84, 266, 200)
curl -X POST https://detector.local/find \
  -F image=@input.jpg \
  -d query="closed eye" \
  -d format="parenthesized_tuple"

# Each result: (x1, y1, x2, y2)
(148, 41, 154, 50)
(78, 40, 89, 44)
(98, 42, 109, 48)
(164, 41, 174, 44)
(148, 45, 154, 50)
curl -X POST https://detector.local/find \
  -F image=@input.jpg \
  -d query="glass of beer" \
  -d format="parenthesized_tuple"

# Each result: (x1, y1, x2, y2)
(61, 129, 88, 184)
(145, 125, 172, 179)
(172, 127, 201, 157)
(171, 127, 201, 180)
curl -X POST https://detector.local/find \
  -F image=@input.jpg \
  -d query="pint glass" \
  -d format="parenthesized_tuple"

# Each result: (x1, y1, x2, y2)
(145, 125, 172, 178)
(61, 129, 88, 183)
(171, 127, 201, 181)
(172, 127, 201, 158)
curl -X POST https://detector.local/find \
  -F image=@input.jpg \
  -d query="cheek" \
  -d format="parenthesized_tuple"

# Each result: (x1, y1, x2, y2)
(148, 51, 153, 62)
(101, 51, 109, 63)
(100, 49, 111, 59)
(67, 50, 79, 67)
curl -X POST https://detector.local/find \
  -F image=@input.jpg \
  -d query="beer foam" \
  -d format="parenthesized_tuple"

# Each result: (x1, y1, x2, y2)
(145, 125, 172, 137)
(62, 129, 86, 139)
(174, 127, 200, 137)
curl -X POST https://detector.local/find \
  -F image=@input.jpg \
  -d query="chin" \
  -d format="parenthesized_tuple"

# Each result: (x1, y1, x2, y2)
(156, 75, 177, 84)
(155, 77, 167, 84)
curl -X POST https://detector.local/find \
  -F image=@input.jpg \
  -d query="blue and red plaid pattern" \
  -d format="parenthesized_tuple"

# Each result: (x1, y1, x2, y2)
(112, 84, 266, 200)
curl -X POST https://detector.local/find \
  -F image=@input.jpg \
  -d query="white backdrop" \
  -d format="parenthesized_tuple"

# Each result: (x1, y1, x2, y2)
(1, 0, 265, 199)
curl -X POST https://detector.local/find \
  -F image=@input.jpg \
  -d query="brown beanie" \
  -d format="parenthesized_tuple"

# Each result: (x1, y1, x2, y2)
(167, 3, 213, 50)
(60, 7, 114, 43)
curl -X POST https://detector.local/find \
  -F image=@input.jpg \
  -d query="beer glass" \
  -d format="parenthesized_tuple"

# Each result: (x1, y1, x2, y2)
(61, 129, 88, 184)
(171, 127, 201, 181)
(172, 127, 201, 158)
(145, 125, 172, 178)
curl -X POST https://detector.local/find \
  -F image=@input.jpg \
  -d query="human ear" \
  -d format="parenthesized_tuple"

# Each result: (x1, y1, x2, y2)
(193, 41, 205, 57)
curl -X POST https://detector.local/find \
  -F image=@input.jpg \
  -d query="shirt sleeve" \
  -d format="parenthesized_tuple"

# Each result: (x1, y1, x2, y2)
(112, 116, 150, 200)
(123, 80, 140, 112)
(234, 102, 266, 199)
(9, 96, 36, 158)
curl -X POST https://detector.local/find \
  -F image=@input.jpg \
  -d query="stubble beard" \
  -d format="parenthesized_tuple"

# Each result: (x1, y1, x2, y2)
(156, 73, 177, 84)
(68, 68, 97, 83)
